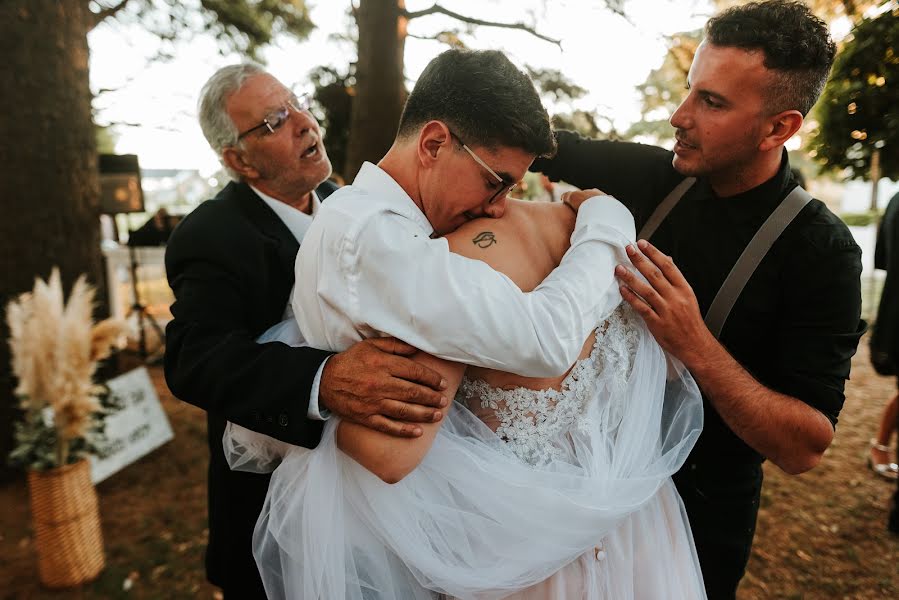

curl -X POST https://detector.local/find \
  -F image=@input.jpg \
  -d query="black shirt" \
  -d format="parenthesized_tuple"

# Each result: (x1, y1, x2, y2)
(537, 132, 865, 468)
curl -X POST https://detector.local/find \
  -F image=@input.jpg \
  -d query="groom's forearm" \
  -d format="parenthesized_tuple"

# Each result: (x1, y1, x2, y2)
(685, 340, 834, 475)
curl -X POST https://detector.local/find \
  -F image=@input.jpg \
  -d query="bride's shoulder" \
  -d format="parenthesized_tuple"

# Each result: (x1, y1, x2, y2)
(446, 200, 537, 252)
(445, 200, 571, 291)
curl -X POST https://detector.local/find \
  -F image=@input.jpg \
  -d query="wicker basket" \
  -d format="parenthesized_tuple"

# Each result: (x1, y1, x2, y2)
(27, 459, 105, 588)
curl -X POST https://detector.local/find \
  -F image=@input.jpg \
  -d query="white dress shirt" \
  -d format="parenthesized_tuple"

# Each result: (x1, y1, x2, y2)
(291, 162, 636, 378)
(250, 185, 330, 420)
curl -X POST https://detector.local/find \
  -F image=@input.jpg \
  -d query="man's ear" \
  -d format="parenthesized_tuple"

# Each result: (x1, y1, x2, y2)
(222, 147, 259, 180)
(417, 120, 452, 168)
(759, 110, 803, 152)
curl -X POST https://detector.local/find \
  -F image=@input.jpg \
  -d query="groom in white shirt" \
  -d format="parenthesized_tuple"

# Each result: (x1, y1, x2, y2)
(293, 49, 635, 386)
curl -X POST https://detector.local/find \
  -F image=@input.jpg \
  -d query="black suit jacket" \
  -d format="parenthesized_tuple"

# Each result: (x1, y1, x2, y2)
(164, 179, 338, 594)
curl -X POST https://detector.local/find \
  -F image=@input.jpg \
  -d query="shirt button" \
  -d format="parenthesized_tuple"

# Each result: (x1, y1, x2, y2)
(594, 546, 606, 561)
(278, 413, 289, 427)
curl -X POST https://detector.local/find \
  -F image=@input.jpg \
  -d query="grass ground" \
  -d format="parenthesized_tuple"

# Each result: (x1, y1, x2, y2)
(1, 340, 897, 599)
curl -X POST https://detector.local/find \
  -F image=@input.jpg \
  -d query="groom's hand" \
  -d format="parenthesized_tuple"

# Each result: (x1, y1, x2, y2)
(560, 188, 607, 212)
(319, 337, 449, 438)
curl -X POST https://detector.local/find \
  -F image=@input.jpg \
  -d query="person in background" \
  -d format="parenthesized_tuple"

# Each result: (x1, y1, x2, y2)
(870, 190, 899, 531)
(127, 207, 173, 246)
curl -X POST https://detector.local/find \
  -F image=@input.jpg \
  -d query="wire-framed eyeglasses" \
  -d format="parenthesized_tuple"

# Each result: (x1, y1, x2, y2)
(237, 92, 311, 141)
(448, 130, 518, 205)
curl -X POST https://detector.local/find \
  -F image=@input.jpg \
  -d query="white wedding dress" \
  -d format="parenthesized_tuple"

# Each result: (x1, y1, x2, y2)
(224, 305, 707, 599)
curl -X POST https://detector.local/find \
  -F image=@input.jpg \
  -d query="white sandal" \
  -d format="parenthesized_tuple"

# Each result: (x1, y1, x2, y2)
(868, 439, 899, 481)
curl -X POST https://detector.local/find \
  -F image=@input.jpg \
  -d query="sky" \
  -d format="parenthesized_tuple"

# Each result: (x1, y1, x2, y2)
(88, 0, 720, 175)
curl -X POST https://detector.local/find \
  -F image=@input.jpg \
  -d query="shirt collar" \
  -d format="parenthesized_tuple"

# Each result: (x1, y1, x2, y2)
(353, 162, 435, 236)
(249, 185, 320, 244)
(700, 149, 794, 214)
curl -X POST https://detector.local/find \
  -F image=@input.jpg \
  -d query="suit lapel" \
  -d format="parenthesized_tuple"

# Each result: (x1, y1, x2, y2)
(230, 182, 300, 275)
(229, 180, 341, 275)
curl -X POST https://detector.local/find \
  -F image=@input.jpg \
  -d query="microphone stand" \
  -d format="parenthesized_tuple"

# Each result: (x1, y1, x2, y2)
(126, 242, 166, 364)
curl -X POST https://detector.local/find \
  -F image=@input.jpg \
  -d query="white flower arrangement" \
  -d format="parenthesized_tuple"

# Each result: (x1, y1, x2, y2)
(6, 269, 129, 470)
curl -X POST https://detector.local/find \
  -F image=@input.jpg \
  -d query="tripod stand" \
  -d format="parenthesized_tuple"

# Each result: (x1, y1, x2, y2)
(126, 243, 166, 364)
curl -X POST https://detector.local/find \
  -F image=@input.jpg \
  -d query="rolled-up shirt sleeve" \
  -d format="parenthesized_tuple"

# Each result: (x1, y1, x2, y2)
(771, 233, 864, 425)
(294, 196, 636, 378)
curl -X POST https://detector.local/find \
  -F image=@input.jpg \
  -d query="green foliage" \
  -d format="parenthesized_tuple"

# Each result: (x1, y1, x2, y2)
(525, 66, 588, 104)
(839, 211, 881, 227)
(523, 66, 622, 139)
(199, 0, 313, 56)
(626, 31, 700, 143)
(103, 0, 314, 59)
(551, 110, 624, 140)
(810, 6, 899, 180)
(8, 386, 124, 472)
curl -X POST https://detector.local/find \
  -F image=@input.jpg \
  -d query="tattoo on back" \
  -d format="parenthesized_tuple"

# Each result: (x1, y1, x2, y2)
(472, 231, 498, 248)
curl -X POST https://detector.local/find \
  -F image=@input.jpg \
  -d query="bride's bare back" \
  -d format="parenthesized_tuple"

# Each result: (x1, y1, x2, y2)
(338, 198, 603, 481)
(445, 199, 596, 392)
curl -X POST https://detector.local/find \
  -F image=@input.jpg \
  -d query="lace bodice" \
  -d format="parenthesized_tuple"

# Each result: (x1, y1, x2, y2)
(456, 305, 640, 466)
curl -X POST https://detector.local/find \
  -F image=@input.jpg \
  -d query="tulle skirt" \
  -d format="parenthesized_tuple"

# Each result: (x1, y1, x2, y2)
(225, 312, 706, 599)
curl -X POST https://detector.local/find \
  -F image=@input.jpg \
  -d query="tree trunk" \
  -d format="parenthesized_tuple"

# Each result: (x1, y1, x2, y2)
(870, 147, 881, 212)
(343, 0, 408, 181)
(0, 0, 103, 481)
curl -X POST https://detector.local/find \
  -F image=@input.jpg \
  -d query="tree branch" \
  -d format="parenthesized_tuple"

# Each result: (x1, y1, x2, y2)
(96, 119, 183, 133)
(91, 0, 132, 30)
(403, 4, 561, 48)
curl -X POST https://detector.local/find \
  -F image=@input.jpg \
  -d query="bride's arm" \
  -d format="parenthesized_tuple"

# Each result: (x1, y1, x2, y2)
(336, 353, 465, 483)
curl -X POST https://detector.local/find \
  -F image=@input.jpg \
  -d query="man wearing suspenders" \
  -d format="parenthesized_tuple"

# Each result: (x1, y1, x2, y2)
(533, 2, 865, 598)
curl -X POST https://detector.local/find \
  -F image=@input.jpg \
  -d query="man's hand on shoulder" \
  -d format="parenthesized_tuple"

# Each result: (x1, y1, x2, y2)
(319, 338, 449, 438)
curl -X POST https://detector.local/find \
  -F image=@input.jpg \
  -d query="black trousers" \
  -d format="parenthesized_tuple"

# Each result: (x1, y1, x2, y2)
(674, 461, 764, 600)
(213, 557, 267, 600)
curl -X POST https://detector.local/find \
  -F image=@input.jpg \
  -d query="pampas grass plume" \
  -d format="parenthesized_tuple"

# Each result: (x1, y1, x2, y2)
(6, 268, 130, 467)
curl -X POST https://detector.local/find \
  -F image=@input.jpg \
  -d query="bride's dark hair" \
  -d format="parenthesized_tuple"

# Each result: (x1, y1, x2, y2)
(397, 49, 556, 158)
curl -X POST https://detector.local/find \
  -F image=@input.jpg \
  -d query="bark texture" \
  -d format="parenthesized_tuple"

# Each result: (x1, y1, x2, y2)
(343, 0, 408, 180)
(0, 1, 103, 481)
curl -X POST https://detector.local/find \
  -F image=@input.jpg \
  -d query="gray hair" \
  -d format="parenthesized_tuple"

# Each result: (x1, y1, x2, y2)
(198, 62, 267, 181)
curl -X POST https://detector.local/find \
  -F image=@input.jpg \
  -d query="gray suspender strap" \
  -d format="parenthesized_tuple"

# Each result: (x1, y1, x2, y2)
(637, 177, 697, 240)
(704, 186, 813, 338)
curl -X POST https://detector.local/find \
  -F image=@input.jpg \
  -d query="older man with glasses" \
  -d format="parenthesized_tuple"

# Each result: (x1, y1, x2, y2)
(164, 63, 451, 599)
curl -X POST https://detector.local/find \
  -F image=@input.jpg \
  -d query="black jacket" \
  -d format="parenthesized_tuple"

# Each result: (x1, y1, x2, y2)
(164, 179, 338, 594)
(872, 191, 899, 373)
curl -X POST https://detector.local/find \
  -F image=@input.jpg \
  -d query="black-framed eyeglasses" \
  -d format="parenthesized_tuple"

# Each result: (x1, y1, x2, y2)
(448, 130, 518, 205)
(236, 92, 311, 141)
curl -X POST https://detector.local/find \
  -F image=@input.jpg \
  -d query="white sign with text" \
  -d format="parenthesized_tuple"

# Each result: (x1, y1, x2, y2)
(90, 367, 174, 484)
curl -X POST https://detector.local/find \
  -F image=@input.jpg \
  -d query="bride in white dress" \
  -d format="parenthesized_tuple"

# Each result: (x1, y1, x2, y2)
(225, 198, 706, 599)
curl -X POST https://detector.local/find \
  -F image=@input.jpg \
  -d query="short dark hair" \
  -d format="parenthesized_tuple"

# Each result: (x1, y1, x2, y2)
(706, 0, 836, 116)
(397, 49, 556, 157)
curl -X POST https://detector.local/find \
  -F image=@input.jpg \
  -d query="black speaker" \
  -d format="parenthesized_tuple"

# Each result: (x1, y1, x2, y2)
(99, 154, 144, 214)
